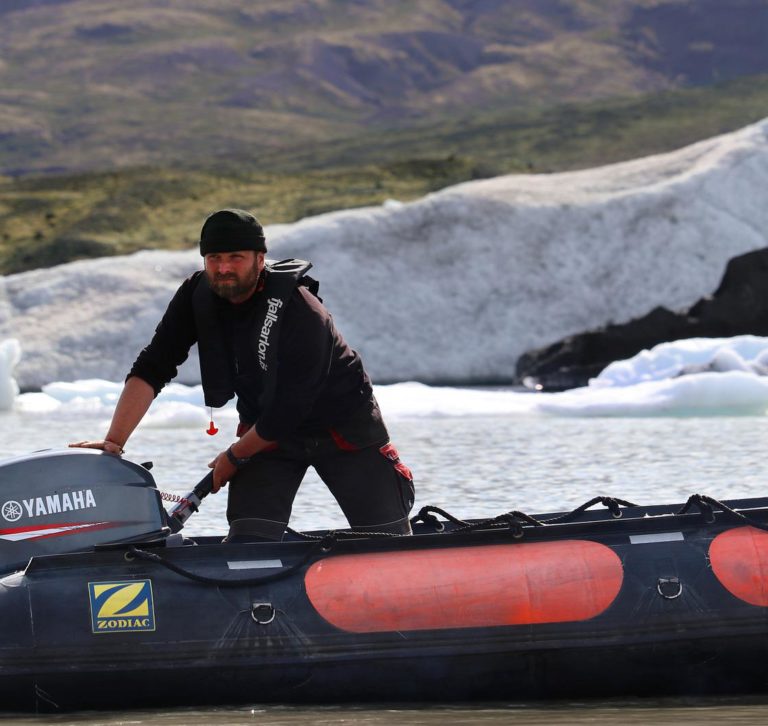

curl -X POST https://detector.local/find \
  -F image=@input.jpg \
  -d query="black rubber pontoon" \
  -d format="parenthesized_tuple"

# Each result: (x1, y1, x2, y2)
(1, 449, 768, 711)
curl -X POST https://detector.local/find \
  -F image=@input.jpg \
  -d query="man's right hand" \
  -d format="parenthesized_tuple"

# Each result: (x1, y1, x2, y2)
(69, 439, 125, 455)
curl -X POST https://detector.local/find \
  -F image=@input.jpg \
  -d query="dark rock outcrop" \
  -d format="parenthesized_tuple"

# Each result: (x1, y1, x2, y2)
(516, 247, 768, 391)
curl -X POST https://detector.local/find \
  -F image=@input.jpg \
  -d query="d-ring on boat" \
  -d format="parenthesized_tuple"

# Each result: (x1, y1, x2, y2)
(1, 448, 768, 712)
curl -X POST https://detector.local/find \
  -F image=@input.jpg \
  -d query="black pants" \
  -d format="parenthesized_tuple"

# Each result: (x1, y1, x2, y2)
(226, 432, 415, 541)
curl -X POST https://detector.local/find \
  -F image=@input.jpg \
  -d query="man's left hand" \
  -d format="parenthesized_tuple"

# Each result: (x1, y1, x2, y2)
(208, 450, 237, 493)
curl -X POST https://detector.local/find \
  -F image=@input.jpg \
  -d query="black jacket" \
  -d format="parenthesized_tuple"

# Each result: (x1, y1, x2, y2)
(129, 268, 388, 446)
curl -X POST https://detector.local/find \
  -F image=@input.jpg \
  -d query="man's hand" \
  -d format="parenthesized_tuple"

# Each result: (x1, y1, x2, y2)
(69, 439, 124, 455)
(68, 378, 154, 460)
(208, 430, 274, 494)
(208, 450, 237, 493)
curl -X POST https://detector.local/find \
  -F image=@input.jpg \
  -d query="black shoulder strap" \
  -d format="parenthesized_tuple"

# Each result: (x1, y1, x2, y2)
(192, 274, 238, 408)
(265, 258, 312, 278)
(265, 258, 319, 297)
(257, 259, 313, 377)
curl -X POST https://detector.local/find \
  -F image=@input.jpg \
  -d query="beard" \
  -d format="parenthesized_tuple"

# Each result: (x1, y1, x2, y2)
(207, 261, 261, 302)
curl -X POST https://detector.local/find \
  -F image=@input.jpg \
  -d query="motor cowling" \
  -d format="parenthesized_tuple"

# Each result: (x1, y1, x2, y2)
(0, 449, 167, 575)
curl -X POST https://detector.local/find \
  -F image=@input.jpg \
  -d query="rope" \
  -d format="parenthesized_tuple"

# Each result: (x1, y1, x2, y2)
(127, 520, 410, 586)
(676, 494, 768, 533)
(412, 494, 768, 539)
(126, 536, 333, 587)
(284, 526, 404, 541)
(411, 496, 638, 535)
(129, 493, 768, 590)
(410, 509, 544, 537)
(450, 511, 534, 538)
(141, 491, 768, 591)
(411, 505, 470, 529)
(542, 496, 639, 524)
(677, 494, 715, 522)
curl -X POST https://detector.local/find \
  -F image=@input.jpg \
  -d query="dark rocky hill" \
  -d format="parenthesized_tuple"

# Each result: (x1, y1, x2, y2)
(517, 248, 768, 391)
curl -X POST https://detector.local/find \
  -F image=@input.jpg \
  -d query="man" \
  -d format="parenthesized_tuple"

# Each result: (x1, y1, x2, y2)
(71, 208, 414, 541)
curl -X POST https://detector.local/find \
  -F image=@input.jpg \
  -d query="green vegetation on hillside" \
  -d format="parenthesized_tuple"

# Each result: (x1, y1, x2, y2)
(273, 73, 768, 175)
(1, 73, 767, 275)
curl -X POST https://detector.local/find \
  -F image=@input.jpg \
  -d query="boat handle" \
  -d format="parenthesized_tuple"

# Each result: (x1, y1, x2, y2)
(251, 602, 276, 625)
(657, 577, 683, 599)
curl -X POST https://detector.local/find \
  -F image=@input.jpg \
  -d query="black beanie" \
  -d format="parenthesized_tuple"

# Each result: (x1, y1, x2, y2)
(199, 208, 267, 255)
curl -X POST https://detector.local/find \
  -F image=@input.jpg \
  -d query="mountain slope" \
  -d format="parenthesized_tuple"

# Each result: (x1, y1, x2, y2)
(2, 73, 768, 275)
(1, 0, 767, 174)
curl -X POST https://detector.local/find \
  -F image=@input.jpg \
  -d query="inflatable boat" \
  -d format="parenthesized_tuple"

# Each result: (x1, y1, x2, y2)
(2, 448, 768, 712)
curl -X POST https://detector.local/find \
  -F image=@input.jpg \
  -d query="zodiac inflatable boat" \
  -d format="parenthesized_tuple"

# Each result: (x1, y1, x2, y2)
(2, 448, 768, 712)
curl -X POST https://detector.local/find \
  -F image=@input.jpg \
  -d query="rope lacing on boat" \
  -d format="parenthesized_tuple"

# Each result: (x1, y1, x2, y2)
(127, 494, 768, 587)
(284, 526, 402, 541)
(412, 507, 545, 538)
(126, 527, 401, 587)
(410, 496, 639, 534)
(126, 535, 333, 587)
(677, 493, 768, 533)
(542, 496, 638, 523)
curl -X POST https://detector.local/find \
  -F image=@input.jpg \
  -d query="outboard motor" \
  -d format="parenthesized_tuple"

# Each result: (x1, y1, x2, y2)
(0, 448, 167, 575)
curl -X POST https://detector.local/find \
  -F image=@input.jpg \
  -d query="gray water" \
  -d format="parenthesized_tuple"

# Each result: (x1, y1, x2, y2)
(8, 700, 768, 725)
(3, 408, 768, 723)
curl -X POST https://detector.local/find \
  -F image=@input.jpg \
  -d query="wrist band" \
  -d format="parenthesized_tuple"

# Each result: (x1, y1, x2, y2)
(226, 446, 252, 468)
(105, 439, 125, 455)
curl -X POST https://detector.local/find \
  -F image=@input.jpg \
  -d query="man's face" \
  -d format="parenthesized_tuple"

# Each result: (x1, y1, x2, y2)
(204, 251, 265, 303)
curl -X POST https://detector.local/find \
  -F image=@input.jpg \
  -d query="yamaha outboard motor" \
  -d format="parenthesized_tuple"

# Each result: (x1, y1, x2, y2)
(0, 449, 168, 575)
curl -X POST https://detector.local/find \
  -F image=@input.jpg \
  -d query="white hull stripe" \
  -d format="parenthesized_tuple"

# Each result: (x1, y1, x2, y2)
(227, 559, 284, 570)
(629, 532, 685, 545)
(0, 522, 114, 541)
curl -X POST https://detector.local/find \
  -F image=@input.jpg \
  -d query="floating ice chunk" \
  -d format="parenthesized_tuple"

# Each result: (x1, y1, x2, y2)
(593, 336, 768, 387)
(0, 339, 21, 412)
